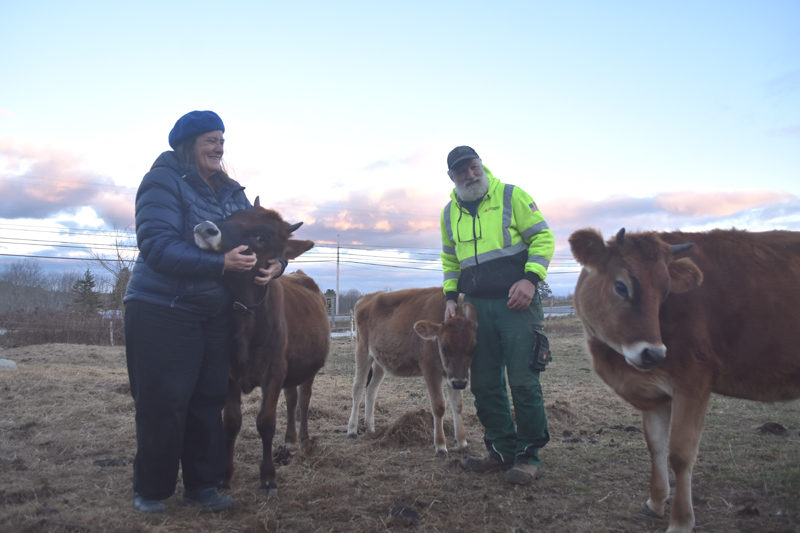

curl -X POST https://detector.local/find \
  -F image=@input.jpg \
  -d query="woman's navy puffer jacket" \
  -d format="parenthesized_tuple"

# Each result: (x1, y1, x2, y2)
(124, 151, 251, 316)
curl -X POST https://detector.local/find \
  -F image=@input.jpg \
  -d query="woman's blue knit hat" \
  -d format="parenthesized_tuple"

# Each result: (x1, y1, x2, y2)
(168, 110, 225, 149)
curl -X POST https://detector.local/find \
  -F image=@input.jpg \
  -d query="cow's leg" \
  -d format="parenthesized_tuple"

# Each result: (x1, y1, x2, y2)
(665, 391, 710, 533)
(641, 402, 671, 518)
(297, 377, 315, 443)
(347, 338, 372, 437)
(446, 387, 468, 450)
(423, 372, 448, 456)
(364, 362, 386, 434)
(256, 379, 283, 496)
(220, 379, 242, 489)
(283, 386, 298, 446)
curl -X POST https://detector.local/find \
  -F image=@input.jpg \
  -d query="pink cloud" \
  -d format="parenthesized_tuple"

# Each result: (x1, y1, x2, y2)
(273, 187, 444, 249)
(0, 141, 135, 225)
(654, 191, 793, 216)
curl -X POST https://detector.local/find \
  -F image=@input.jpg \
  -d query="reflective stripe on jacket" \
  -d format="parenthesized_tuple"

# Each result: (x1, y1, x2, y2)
(440, 167, 554, 298)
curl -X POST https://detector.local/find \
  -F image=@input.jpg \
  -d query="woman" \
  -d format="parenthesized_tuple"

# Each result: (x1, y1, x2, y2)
(124, 110, 283, 513)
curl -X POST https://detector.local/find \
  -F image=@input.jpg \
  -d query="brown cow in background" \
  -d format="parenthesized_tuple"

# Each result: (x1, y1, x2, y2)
(570, 227, 800, 533)
(194, 200, 329, 496)
(347, 287, 477, 457)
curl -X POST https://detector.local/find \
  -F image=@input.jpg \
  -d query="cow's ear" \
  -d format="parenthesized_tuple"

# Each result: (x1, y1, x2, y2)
(668, 257, 703, 294)
(413, 320, 441, 341)
(285, 239, 314, 260)
(459, 301, 477, 322)
(254, 196, 261, 208)
(569, 229, 608, 267)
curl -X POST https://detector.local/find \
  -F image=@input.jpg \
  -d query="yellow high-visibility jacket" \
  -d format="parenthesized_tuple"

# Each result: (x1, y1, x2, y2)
(440, 168, 554, 299)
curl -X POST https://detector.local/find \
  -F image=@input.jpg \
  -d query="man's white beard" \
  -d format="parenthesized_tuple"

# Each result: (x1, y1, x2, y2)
(455, 171, 489, 202)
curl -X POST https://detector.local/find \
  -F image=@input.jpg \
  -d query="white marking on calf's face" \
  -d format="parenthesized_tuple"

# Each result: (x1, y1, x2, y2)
(193, 221, 222, 251)
(622, 340, 667, 371)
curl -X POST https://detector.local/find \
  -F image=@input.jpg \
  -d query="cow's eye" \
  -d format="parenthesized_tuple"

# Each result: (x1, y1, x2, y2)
(254, 235, 266, 244)
(614, 280, 629, 300)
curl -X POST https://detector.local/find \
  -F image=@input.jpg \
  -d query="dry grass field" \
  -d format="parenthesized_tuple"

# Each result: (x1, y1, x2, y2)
(1, 316, 798, 532)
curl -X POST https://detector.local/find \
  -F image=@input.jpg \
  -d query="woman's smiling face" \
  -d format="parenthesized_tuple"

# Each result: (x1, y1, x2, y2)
(192, 130, 224, 180)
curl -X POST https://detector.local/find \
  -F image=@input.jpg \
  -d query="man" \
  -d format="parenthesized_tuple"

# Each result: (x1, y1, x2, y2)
(440, 145, 554, 485)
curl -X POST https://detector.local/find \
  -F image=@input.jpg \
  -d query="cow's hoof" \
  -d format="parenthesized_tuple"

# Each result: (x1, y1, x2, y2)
(259, 482, 278, 498)
(638, 504, 663, 518)
(347, 432, 358, 439)
(435, 449, 448, 459)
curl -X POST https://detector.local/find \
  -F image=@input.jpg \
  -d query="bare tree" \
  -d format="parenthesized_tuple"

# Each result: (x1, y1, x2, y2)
(89, 227, 137, 311)
(49, 270, 84, 293)
(0, 260, 53, 311)
(337, 288, 363, 314)
(0, 259, 46, 288)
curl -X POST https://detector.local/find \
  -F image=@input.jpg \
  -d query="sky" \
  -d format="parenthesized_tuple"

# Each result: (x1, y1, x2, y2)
(1, 1, 799, 298)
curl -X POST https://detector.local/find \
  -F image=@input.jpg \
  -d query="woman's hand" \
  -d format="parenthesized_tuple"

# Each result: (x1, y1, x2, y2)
(223, 245, 257, 272)
(253, 259, 283, 286)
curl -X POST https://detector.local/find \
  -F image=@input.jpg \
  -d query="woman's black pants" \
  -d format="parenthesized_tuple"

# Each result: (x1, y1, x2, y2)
(124, 300, 231, 500)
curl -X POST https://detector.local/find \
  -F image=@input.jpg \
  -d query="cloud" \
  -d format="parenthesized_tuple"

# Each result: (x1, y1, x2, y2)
(268, 187, 800, 278)
(771, 124, 800, 137)
(539, 191, 800, 255)
(0, 141, 135, 225)
(654, 191, 793, 217)
(766, 69, 800, 98)
(3, 139, 798, 297)
(361, 159, 391, 171)
(272, 187, 445, 250)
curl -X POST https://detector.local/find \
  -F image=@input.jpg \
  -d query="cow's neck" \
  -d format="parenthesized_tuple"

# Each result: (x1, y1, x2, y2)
(231, 283, 269, 313)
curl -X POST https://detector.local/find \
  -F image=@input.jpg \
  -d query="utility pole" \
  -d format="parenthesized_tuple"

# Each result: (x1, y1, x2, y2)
(336, 233, 340, 315)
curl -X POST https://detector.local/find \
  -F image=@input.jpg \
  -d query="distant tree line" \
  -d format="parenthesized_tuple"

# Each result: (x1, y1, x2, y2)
(0, 256, 563, 347)
(0, 259, 128, 313)
(0, 259, 128, 347)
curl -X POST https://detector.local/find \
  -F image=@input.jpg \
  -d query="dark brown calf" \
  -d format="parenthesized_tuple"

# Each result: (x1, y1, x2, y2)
(570, 227, 800, 533)
(346, 287, 477, 456)
(194, 199, 329, 495)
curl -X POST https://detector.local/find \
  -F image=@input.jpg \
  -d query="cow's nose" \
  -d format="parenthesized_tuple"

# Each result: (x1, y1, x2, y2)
(194, 222, 219, 238)
(451, 380, 468, 390)
(640, 347, 666, 369)
(193, 221, 222, 251)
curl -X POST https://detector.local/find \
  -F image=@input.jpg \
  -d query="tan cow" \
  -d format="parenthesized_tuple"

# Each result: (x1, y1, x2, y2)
(346, 287, 477, 456)
(570, 227, 800, 533)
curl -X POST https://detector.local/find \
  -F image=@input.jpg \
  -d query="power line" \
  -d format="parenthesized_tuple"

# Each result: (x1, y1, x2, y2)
(0, 251, 583, 276)
(0, 235, 579, 263)
(0, 223, 134, 237)
(0, 253, 124, 262)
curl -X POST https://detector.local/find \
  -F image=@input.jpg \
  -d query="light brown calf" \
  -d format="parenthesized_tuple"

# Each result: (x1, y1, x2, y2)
(346, 287, 477, 456)
(570, 227, 800, 533)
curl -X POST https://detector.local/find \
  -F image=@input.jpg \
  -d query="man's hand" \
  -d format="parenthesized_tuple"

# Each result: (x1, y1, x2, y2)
(223, 245, 257, 272)
(253, 259, 283, 286)
(507, 279, 536, 310)
(444, 300, 458, 321)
